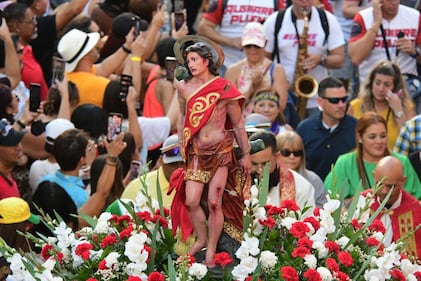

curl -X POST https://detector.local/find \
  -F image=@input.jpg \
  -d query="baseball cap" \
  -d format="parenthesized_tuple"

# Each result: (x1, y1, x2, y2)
(45, 119, 75, 146)
(0, 118, 25, 147)
(245, 113, 271, 133)
(0, 197, 40, 224)
(242, 22, 267, 48)
(161, 134, 183, 164)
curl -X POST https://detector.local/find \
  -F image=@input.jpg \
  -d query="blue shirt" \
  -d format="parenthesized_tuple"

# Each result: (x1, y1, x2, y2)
(40, 170, 88, 209)
(296, 113, 357, 181)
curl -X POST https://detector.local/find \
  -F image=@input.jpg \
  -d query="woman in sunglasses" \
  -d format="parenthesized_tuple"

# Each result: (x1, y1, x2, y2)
(276, 131, 327, 208)
(324, 112, 421, 202)
(348, 61, 416, 151)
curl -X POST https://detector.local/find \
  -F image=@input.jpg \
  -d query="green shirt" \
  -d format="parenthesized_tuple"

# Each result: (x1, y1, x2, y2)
(324, 151, 421, 199)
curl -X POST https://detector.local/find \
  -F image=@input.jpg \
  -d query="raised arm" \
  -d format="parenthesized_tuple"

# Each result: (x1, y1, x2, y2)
(55, 0, 90, 31)
(0, 21, 20, 89)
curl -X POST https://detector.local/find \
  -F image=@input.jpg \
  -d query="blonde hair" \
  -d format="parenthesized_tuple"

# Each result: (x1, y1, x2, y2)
(276, 131, 307, 175)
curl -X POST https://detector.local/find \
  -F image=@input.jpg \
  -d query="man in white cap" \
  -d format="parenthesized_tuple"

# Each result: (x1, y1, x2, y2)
(28, 118, 75, 193)
(0, 119, 25, 199)
(57, 28, 145, 108)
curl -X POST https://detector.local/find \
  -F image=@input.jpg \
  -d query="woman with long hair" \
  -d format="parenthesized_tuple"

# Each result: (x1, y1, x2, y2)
(348, 61, 416, 151)
(325, 112, 421, 199)
(276, 131, 327, 208)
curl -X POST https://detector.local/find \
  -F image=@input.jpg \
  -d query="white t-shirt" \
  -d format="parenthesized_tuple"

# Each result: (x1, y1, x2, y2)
(29, 159, 60, 193)
(264, 6, 345, 108)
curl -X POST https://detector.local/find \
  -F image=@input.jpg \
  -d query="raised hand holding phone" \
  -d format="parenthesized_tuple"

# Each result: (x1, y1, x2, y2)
(29, 83, 41, 112)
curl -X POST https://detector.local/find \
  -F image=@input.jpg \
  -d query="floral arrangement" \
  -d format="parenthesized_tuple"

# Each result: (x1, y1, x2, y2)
(1, 177, 421, 280)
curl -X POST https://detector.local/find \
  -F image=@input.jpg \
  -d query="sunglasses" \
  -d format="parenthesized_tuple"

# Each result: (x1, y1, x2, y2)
(163, 147, 180, 157)
(280, 149, 303, 157)
(320, 96, 348, 104)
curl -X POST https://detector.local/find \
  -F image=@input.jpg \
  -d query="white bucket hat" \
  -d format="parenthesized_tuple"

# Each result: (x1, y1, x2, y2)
(57, 29, 100, 73)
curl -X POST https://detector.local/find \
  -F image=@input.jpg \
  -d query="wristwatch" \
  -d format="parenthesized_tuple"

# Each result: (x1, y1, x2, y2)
(106, 155, 118, 165)
(319, 56, 327, 67)
(395, 111, 404, 119)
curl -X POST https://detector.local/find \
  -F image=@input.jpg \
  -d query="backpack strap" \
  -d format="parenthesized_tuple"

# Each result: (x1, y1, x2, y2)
(273, 9, 286, 64)
(317, 7, 329, 46)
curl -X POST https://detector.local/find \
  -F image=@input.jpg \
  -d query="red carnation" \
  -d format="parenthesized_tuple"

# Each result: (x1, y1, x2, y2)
(214, 252, 233, 267)
(303, 216, 320, 231)
(117, 214, 132, 225)
(390, 269, 406, 281)
(87, 279, 99, 281)
(351, 219, 362, 230)
(365, 237, 380, 247)
(259, 217, 276, 229)
(292, 246, 310, 258)
(245, 276, 261, 281)
(101, 234, 117, 248)
(98, 260, 107, 270)
(75, 242, 93, 260)
(414, 271, 421, 280)
(158, 216, 169, 228)
(109, 214, 119, 224)
(303, 268, 322, 281)
(281, 200, 300, 212)
(335, 271, 350, 281)
(120, 224, 134, 239)
(326, 258, 339, 272)
(137, 211, 152, 221)
(325, 241, 340, 253)
(147, 271, 165, 281)
(41, 244, 54, 260)
(290, 222, 310, 238)
(280, 266, 299, 281)
(127, 276, 142, 281)
(297, 237, 313, 249)
(266, 205, 283, 216)
(337, 251, 353, 266)
(368, 219, 385, 234)
(313, 207, 321, 216)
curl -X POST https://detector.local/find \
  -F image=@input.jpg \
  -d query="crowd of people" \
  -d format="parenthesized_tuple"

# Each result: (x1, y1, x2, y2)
(1, 0, 421, 275)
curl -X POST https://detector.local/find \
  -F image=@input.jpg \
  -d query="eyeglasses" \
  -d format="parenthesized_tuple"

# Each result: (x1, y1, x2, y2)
(280, 149, 303, 157)
(320, 96, 348, 104)
(20, 16, 37, 25)
(163, 147, 180, 157)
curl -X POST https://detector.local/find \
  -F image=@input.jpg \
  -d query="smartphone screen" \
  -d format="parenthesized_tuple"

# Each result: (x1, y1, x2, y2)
(174, 12, 185, 31)
(52, 56, 65, 82)
(132, 16, 140, 37)
(165, 56, 177, 82)
(129, 160, 142, 180)
(29, 83, 41, 112)
(119, 74, 133, 100)
(107, 113, 123, 142)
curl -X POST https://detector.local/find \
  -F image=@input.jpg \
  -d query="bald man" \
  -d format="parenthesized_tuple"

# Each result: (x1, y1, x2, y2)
(359, 156, 421, 260)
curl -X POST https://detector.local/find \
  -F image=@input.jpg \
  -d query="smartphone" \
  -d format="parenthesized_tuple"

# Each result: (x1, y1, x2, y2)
(174, 11, 185, 31)
(29, 83, 41, 112)
(107, 113, 123, 142)
(119, 74, 133, 100)
(395, 89, 402, 98)
(165, 56, 177, 82)
(52, 56, 65, 82)
(132, 16, 140, 37)
(129, 160, 142, 180)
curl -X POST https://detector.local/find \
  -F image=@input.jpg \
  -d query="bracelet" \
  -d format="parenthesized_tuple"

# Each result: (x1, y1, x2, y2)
(16, 120, 26, 129)
(130, 55, 142, 63)
(241, 150, 250, 157)
(121, 45, 132, 54)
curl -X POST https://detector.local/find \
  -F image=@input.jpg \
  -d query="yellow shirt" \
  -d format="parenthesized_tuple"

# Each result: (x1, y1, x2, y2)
(121, 166, 174, 208)
(350, 99, 413, 151)
(66, 67, 109, 108)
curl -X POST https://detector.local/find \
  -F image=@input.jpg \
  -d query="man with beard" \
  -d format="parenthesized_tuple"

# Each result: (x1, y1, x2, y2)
(296, 77, 357, 181)
(249, 130, 315, 214)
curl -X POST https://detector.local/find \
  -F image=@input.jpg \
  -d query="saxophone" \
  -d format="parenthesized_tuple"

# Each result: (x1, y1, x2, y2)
(293, 8, 318, 120)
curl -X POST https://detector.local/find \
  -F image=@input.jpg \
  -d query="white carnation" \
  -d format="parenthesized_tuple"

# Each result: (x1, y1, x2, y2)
(188, 263, 208, 279)
(304, 254, 317, 269)
(259, 251, 277, 270)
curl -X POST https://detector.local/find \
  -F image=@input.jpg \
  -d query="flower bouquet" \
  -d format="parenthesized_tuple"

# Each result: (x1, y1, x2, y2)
(1, 174, 421, 280)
